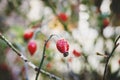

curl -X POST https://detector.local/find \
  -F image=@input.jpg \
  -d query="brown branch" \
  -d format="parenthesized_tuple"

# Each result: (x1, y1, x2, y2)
(35, 34, 54, 80)
(103, 35, 120, 80)
(0, 33, 61, 80)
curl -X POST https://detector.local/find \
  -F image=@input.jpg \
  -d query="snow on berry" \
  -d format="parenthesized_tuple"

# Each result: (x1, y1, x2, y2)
(56, 39, 69, 57)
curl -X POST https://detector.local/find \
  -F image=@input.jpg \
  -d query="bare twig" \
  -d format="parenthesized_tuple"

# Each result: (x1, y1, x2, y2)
(0, 33, 61, 80)
(17, 44, 29, 80)
(115, 35, 120, 45)
(35, 34, 54, 80)
(103, 36, 120, 80)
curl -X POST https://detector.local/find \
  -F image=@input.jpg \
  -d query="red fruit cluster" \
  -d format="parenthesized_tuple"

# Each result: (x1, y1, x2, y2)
(58, 13, 68, 22)
(56, 39, 69, 57)
(28, 40, 37, 56)
(23, 29, 34, 40)
(72, 49, 81, 57)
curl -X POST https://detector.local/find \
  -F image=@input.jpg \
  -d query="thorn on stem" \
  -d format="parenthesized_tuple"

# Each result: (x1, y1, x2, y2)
(96, 52, 108, 58)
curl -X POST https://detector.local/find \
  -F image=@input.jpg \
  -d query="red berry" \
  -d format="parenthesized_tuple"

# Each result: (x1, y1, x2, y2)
(28, 40, 37, 56)
(72, 49, 81, 57)
(23, 29, 34, 40)
(56, 39, 69, 57)
(103, 18, 109, 27)
(46, 63, 52, 69)
(58, 13, 68, 22)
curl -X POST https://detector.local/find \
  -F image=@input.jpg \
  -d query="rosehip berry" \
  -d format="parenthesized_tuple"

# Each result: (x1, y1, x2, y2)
(103, 18, 109, 27)
(72, 49, 81, 57)
(28, 40, 37, 56)
(58, 13, 68, 22)
(46, 63, 52, 69)
(23, 29, 33, 40)
(56, 39, 69, 57)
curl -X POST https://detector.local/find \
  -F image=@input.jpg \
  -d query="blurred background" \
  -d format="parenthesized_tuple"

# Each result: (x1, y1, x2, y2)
(0, 0, 120, 80)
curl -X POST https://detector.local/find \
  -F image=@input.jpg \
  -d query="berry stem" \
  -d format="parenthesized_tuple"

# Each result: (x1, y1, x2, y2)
(32, 28, 41, 39)
(0, 33, 61, 80)
(103, 35, 120, 80)
(35, 34, 54, 80)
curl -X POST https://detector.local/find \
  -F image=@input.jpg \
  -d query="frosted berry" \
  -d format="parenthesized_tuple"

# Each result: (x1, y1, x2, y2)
(73, 49, 81, 57)
(23, 29, 33, 40)
(58, 13, 68, 22)
(28, 40, 37, 56)
(56, 39, 69, 57)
